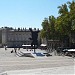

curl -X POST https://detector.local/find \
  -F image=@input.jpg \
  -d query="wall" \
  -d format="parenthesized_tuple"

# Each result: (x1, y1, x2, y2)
(1, 27, 41, 47)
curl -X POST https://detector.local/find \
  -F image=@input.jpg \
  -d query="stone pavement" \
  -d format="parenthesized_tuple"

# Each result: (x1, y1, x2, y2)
(0, 48, 75, 74)
(0, 66, 74, 75)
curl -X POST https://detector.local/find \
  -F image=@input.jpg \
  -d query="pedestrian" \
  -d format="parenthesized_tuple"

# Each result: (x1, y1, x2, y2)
(14, 48, 17, 53)
(11, 50, 13, 53)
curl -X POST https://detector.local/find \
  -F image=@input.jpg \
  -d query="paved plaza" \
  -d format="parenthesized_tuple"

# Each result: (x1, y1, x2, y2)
(0, 48, 75, 75)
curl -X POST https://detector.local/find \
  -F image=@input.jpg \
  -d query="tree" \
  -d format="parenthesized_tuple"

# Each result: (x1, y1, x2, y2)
(41, 16, 57, 40)
(41, 1, 75, 46)
(58, 3, 68, 16)
(48, 16, 56, 39)
(41, 18, 49, 39)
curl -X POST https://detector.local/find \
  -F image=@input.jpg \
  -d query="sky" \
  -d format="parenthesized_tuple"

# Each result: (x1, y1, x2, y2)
(0, 0, 73, 29)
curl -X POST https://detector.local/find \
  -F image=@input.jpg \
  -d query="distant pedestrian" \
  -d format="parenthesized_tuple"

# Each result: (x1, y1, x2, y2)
(14, 48, 17, 53)
(11, 50, 13, 53)
(54, 49, 57, 56)
(18, 48, 20, 50)
(5, 47, 7, 50)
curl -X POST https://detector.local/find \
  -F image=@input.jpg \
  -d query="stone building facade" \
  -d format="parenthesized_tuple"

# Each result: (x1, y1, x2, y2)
(0, 27, 40, 47)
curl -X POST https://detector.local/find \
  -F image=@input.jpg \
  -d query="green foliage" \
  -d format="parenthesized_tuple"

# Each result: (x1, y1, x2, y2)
(40, 29, 46, 38)
(41, 1, 75, 41)
(41, 16, 57, 39)
(58, 3, 68, 15)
